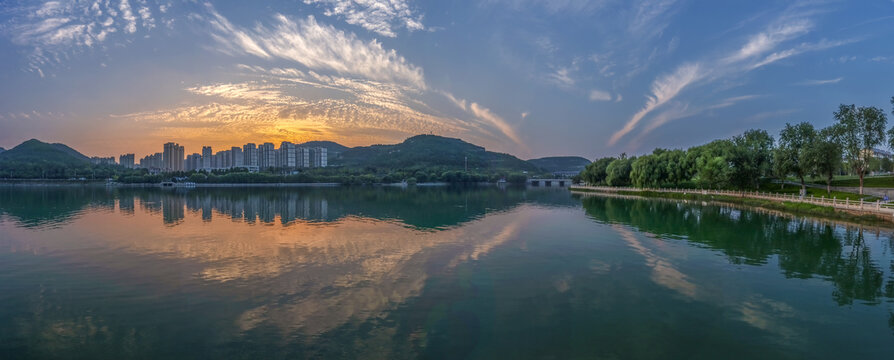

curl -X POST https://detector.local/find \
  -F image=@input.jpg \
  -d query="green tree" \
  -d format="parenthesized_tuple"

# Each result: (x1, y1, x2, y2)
(775, 122, 816, 192)
(605, 155, 635, 187)
(630, 154, 659, 188)
(580, 157, 614, 185)
(806, 127, 843, 195)
(729, 129, 774, 190)
(690, 139, 734, 189)
(833, 104, 888, 195)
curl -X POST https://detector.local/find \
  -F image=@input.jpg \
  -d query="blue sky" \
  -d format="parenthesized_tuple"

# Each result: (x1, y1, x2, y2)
(0, 0, 892, 159)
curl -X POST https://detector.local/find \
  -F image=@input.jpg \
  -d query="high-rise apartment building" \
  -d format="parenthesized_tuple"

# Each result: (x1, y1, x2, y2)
(91, 156, 116, 166)
(202, 146, 212, 170)
(139, 152, 163, 170)
(243, 143, 258, 169)
(230, 147, 243, 168)
(278, 142, 296, 169)
(118, 154, 135, 168)
(163, 142, 184, 172)
(296, 147, 310, 168)
(310, 147, 328, 168)
(259, 143, 276, 170)
(185, 153, 201, 171)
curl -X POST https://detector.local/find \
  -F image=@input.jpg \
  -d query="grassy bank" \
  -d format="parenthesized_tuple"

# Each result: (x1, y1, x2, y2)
(572, 187, 888, 225)
(757, 182, 878, 201)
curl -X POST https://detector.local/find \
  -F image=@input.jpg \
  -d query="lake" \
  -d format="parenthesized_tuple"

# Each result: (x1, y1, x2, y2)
(1, 186, 893, 359)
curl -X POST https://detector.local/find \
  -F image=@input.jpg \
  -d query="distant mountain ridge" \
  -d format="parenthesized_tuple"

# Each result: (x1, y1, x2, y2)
(0, 136, 575, 175)
(332, 135, 541, 172)
(0, 139, 90, 165)
(528, 156, 591, 173)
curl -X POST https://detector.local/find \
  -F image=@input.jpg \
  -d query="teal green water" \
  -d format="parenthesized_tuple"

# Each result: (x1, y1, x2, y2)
(1, 186, 893, 359)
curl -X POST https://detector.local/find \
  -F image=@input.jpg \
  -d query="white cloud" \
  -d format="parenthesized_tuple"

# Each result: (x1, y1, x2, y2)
(609, 63, 701, 146)
(749, 39, 854, 70)
(119, 0, 138, 33)
(547, 66, 575, 87)
(589, 89, 612, 102)
(469, 102, 525, 149)
(725, 20, 811, 63)
(4, 0, 167, 75)
(488, 0, 608, 14)
(610, 3, 855, 147)
(302, 0, 425, 37)
(630, 0, 678, 37)
(442, 92, 526, 151)
(205, 6, 426, 89)
(797, 77, 842, 86)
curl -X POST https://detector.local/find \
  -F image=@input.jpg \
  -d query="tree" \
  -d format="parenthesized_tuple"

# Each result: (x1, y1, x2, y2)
(806, 127, 842, 195)
(690, 139, 734, 189)
(775, 122, 816, 192)
(833, 104, 888, 195)
(630, 153, 659, 188)
(580, 157, 614, 185)
(605, 155, 635, 186)
(888, 96, 894, 149)
(729, 129, 774, 190)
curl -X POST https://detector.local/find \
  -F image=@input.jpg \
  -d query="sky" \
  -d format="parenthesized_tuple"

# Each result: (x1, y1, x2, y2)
(0, 0, 892, 160)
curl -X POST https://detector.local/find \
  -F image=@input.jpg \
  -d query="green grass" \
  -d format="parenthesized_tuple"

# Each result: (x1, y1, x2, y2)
(805, 175, 894, 188)
(828, 176, 894, 188)
(757, 182, 878, 201)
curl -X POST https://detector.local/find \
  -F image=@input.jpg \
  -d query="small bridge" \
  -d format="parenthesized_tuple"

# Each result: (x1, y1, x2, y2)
(528, 179, 571, 187)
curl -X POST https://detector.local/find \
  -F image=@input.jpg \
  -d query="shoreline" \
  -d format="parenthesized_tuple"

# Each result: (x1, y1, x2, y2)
(571, 186, 894, 226)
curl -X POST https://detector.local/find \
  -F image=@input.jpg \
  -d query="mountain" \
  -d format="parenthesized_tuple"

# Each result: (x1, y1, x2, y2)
(0, 147, 5, 154)
(332, 135, 541, 172)
(0, 139, 90, 165)
(528, 156, 591, 173)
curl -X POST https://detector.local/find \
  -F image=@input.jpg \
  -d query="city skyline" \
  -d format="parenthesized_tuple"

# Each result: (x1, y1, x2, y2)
(1, 1, 893, 159)
(124, 140, 329, 172)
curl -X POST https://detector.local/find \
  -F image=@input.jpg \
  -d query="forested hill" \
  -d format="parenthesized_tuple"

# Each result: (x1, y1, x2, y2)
(528, 156, 591, 173)
(0, 139, 90, 165)
(331, 135, 542, 172)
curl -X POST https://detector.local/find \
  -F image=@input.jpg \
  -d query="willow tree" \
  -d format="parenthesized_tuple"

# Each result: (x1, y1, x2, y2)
(775, 122, 816, 193)
(833, 104, 888, 195)
(807, 127, 842, 194)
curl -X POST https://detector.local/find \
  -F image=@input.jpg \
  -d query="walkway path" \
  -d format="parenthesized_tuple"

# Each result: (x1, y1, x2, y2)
(570, 185, 894, 220)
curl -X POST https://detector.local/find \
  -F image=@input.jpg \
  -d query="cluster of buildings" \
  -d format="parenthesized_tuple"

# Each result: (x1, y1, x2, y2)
(109, 141, 327, 173)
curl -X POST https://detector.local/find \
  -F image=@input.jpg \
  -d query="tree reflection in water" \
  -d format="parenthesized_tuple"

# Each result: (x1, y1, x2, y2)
(578, 195, 894, 307)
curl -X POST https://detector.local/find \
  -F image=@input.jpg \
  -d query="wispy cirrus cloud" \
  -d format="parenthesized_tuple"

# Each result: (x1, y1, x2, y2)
(485, 0, 608, 14)
(441, 92, 527, 152)
(2, 0, 169, 76)
(302, 0, 425, 37)
(629, 0, 679, 38)
(796, 77, 842, 86)
(608, 62, 702, 146)
(204, 5, 425, 89)
(610, 2, 855, 147)
(197, 5, 526, 152)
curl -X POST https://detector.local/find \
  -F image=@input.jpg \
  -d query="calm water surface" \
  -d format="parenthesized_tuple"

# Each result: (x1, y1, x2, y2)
(1, 186, 893, 359)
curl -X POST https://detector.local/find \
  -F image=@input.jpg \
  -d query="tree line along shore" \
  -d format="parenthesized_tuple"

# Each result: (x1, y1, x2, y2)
(577, 98, 894, 197)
